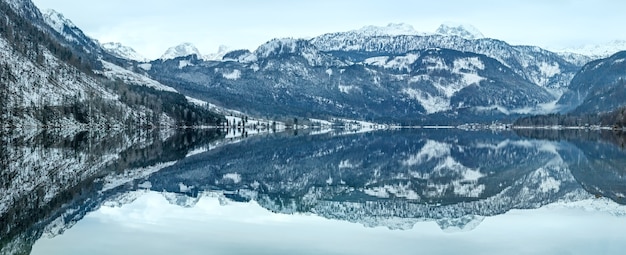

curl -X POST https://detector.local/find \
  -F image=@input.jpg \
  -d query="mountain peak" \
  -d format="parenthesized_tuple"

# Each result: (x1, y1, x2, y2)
(436, 23, 484, 40)
(354, 23, 428, 37)
(42, 8, 77, 33)
(255, 38, 310, 58)
(555, 40, 626, 58)
(101, 42, 148, 62)
(204, 45, 231, 61)
(160, 43, 202, 60)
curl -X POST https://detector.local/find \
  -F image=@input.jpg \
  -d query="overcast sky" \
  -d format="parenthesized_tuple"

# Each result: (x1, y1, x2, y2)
(31, 0, 626, 60)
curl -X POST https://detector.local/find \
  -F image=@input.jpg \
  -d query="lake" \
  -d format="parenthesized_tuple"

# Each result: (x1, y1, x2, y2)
(2, 128, 626, 254)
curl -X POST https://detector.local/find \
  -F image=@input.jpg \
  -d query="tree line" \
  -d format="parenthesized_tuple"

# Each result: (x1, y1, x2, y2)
(515, 106, 626, 128)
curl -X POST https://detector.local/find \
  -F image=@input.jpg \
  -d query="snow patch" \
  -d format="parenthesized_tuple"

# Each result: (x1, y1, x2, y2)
(179, 183, 192, 193)
(325, 69, 333, 77)
(222, 69, 242, 80)
(402, 88, 450, 114)
(222, 173, 242, 183)
(97, 61, 178, 93)
(185, 96, 207, 106)
(185, 148, 208, 157)
(138, 63, 152, 71)
(339, 85, 359, 94)
(453, 57, 485, 71)
(539, 177, 561, 193)
(364, 56, 390, 66)
(339, 160, 358, 169)
(422, 56, 447, 71)
(365, 53, 420, 71)
(179, 60, 193, 69)
(363, 184, 420, 200)
(538, 62, 560, 78)
(101, 162, 177, 192)
(402, 140, 451, 166)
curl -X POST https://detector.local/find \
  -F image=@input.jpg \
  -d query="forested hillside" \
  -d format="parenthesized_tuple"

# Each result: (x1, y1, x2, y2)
(0, 0, 223, 128)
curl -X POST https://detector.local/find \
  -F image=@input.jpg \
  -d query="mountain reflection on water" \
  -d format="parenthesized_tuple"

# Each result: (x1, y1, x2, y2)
(1, 128, 626, 254)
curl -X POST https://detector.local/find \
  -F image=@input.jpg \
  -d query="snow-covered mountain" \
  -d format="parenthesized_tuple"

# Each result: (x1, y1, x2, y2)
(203, 45, 231, 61)
(159, 44, 234, 61)
(101, 42, 148, 62)
(160, 42, 203, 60)
(41, 9, 103, 56)
(348, 23, 430, 37)
(435, 22, 484, 39)
(558, 51, 626, 113)
(144, 35, 562, 123)
(138, 22, 593, 124)
(311, 25, 582, 93)
(15, 3, 599, 125)
(331, 22, 485, 39)
(556, 40, 626, 59)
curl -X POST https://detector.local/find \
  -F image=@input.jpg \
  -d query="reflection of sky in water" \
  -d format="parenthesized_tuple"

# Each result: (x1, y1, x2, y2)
(32, 191, 626, 255)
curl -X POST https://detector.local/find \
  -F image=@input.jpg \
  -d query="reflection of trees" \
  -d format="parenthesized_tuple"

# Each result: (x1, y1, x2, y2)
(515, 129, 626, 150)
(516, 129, 626, 204)
(0, 129, 223, 254)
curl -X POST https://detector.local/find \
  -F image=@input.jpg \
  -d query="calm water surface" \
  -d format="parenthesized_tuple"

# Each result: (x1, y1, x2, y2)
(1, 128, 626, 254)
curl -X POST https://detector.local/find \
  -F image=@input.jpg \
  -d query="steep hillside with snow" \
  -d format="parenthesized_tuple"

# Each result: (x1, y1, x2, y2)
(0, 0, 224, 127)
(558, 51, 626, 113)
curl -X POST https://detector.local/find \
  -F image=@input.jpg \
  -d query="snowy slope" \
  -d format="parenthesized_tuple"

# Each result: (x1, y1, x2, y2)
(0, 1, 224, 129)
(42, 9, 78, 40)
(40, 9, 102, 55)
(97, 61, 178, 93)
(0, 35, 125, 127)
